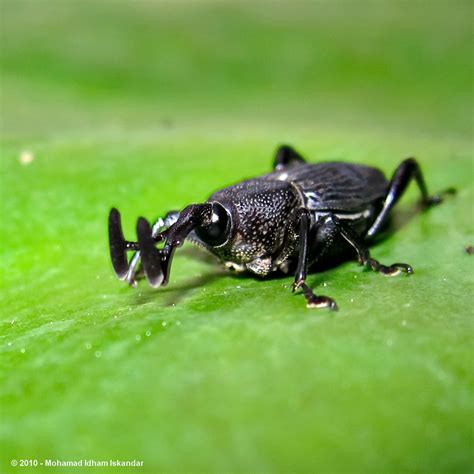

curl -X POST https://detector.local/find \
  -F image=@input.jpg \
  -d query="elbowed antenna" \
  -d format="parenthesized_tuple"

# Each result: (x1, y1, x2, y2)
(108, 208, 139, 280)
(136, 217, 166, 288)
(136, 203, 213, 288)
(109, 207, 175, 286)
(109, 204, 213, 289)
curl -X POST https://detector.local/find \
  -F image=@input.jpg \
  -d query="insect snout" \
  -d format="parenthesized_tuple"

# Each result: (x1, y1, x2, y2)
(108, 202, 233, 289)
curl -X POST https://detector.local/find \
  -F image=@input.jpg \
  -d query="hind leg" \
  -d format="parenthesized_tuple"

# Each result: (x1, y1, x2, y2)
(366, 158, 455, 238)
(273, 145, 306, 170)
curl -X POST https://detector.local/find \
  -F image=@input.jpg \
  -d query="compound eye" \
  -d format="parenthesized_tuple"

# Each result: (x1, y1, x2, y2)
(195, 203, 231, 247)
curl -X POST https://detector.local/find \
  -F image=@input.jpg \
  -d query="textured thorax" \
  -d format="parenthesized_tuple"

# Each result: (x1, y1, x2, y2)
(207, 178, 300, 272)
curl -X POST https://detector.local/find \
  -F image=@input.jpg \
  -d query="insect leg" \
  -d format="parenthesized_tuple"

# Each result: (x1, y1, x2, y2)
(273, 145, 306, 171)
(292, 209, 338, 310)
(366, 157, 455, 238)
(330, 214, 414, 276)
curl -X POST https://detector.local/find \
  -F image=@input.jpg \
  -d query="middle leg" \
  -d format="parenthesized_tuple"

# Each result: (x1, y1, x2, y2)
(292, 209, 338, 309)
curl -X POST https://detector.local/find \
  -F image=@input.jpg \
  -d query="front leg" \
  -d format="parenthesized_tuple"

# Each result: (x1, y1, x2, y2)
(292, 209, 338, 310)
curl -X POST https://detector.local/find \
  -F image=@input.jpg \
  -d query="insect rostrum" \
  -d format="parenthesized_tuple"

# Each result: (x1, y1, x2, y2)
(108, 145, 454, 309)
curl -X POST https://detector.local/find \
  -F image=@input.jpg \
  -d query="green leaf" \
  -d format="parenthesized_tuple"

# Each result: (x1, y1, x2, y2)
(1, 2, 473, 473)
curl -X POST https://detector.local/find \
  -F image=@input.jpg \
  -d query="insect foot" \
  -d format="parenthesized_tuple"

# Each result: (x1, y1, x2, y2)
(423, 187, 456, 208)
(365, 258, 414, 277)
(292, 280, 338, 311)
(305, 295, 338, 310)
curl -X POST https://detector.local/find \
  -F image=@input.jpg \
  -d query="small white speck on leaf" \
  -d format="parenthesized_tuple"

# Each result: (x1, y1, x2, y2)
(94, 350, 102, 358)
(19, 150, 34, 165)
(145, 330, 151, 337)
(386, 339, 393, 347)
(85, 342, 92, 350)
(7, 342, 12, 347)
(20, 348, 26, 353)
(135, 334, 141, 341)
(401, 320, 407, 326)
(162, 321, 167, 327)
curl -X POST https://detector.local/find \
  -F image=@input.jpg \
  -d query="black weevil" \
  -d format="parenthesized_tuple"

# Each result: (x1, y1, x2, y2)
(108, 145, 454, 309)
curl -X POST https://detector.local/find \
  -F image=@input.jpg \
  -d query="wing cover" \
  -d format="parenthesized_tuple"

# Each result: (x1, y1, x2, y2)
(266, 162, 388, 211)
